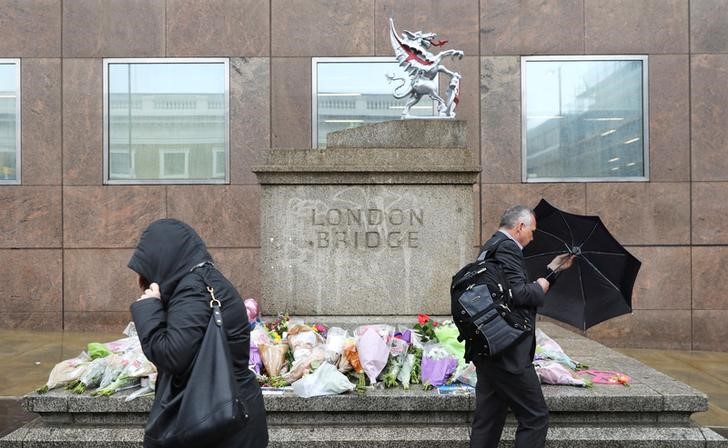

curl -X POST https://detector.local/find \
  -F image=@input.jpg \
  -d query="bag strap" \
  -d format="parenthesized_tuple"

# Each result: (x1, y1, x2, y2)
(191, 261, 224, 328)
(477, 235, 514, 306)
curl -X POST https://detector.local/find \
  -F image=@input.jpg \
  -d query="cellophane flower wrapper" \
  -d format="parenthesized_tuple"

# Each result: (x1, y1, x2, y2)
(324, 327, 348, 365)
(287, 324, 324, 362)
(337, 339, 356, 373)
(103, 335, 141, 355)
(283, 345, 326, 384)
(455, 362, 477, 387)
(357, 328, 391, 384)
(535, 328, 586, 370)
(258, 342, 289, 377)
(434, 321, 465, 367)
(40, 352, 91, 392)
(420, 343, 458, 387)
(534, 360, 589, 387)
(381, 338, 409, 387)
(354, 324, 395, 344)
(397, 353, 415, 389)
(71, 357, 109, 393)
(249, 345, 262, 374)
(292, 362, 355, 398)
(244, 298, 260, 322)
(98, 354, 125, 389)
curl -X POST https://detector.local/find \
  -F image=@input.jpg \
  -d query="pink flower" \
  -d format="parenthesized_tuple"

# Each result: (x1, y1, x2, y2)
(417, 314, 430, 325)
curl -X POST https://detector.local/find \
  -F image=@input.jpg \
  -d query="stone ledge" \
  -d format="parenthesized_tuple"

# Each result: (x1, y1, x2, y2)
(326, 120, 467, 149)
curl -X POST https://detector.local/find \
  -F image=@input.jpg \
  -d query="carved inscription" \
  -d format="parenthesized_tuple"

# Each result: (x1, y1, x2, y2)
(310, 208, 424, 249)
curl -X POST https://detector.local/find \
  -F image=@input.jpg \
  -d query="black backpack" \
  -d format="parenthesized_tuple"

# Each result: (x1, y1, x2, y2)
(451, 238, 530, 358)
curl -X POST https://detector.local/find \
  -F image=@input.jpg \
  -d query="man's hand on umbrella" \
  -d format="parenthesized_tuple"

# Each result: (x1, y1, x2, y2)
(548, 254, 576, 272)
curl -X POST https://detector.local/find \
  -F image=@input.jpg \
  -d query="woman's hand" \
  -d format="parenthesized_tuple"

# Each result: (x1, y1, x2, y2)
(137, 282, 161, 301)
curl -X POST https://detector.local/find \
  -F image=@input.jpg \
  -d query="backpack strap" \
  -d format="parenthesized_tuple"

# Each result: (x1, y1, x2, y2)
(477, 235, 514, 306)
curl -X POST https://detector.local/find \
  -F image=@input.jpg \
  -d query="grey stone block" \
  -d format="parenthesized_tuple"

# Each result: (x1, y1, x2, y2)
(327, 120, 467, 149)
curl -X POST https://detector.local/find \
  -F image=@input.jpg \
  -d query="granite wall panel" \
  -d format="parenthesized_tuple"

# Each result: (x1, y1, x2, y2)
(0, 249, 62, 313)
(271, 0, 374, 56)
(692, 247, 728, 310)
(208, 248, 261, 300)
(63, 249, 137, 313)
(481, 0, 584, 55)
(63, 186, 166, 248)
(628, 246, 691, 310)
(167, 0, 270, 57)
(62, 59, 102, 186)
(691, 55, 728, 181)
(0, 0, 61, 57)
(693, 310, 728, 352)
(62, 0, 164, 57)
(166, 185, 260, 248)
(21, 58, 62, 186)
(692, 182, 728, 245)
(585, 0, 689, 54)
(481, 183, 586, 234)
(230, 57, 270, 185)
(649, 55, 690, 182)
(586, 310, 692, 350)
(690, 0, 728, 54)
(586, 183, 690, 245)
(271, 57, 311, 149)
(481, 56, 521, 183)
(0, 187, 62, 248)
(375, 0, 479, 56)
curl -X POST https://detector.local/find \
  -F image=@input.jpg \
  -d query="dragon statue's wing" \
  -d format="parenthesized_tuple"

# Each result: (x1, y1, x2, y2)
(389, 18, 436, 74)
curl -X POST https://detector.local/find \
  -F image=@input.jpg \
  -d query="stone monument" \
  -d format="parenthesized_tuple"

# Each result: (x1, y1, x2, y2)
(253, 120, 479, 317)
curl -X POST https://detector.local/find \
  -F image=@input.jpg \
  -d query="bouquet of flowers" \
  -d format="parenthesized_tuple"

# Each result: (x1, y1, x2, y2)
(291, 362, 354, 398)
(420, 342, 458, 387)
(37, 351, 91, 394)
(356, 327, 391, 385)
(342, 342, 366, 392)
(381, 337, 409, 388)
(413, 314, 438, 343)
(323, 327, 348, 365)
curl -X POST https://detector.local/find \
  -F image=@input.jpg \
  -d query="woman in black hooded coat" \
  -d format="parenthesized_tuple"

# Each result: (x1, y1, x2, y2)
(129, 219, 268, 448)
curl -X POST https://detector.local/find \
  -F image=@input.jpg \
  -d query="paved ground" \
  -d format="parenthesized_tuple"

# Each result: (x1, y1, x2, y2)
(1, 328, 727, 437)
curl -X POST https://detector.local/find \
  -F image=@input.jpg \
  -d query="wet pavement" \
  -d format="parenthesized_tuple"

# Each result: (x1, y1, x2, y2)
(1, 328, 727, 437)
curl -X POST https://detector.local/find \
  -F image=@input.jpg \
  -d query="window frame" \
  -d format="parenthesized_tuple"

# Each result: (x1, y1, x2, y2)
(521, 55, 649, 183)
(311, 56, 439, 148)
(0, 59, 21, 185)
(102, 58, 230, 185)
(211, 147, 226, 178)
(109, 148, 136, 179)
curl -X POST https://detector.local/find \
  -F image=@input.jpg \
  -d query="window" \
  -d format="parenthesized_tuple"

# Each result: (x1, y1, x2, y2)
(110, 148, 136, 179)
(212, 148, 225, 178)
(312, 57, 439, 148)
(0, 59, 20, 184)
(103, 58, 229, 184)
(522, 56, 649, 182)
(159, 148, 190, 179)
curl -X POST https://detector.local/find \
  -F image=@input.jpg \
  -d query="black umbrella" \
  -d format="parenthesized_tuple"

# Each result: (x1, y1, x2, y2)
(523, 199, 641, 330)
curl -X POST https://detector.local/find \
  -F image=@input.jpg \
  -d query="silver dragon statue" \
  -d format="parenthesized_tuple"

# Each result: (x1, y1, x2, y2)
(387, 18, 464, 119)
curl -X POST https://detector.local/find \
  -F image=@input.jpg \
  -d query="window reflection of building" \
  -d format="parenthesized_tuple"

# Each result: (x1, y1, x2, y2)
(317, 93, 435, 148)
(0, 60, 19, 182)
(525, 58, 647, 181)
(107, 92, 226, 181)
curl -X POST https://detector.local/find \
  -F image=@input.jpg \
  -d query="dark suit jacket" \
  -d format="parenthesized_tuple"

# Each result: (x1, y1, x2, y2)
(475, 231, 545, 374)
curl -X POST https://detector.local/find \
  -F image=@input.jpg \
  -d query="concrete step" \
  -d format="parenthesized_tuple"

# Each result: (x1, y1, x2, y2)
(3, 422, 727, 448)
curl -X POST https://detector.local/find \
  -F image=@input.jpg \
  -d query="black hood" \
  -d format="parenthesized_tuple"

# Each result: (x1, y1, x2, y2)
(128, 219, 212, 300)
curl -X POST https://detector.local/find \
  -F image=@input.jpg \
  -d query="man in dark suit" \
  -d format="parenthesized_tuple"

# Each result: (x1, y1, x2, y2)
(469, 205, 574, 448)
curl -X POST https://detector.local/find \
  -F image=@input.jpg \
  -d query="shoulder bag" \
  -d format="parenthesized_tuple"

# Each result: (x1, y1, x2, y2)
(144, 269, 248, 448)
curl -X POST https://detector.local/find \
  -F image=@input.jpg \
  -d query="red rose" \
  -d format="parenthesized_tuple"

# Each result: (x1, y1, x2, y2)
(417, 314, 430, 325)
(432, 321, 439, 327)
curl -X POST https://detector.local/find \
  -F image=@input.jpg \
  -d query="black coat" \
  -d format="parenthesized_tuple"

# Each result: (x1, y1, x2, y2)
(129, 219, 268, 448)
(475, 231, 545, 374)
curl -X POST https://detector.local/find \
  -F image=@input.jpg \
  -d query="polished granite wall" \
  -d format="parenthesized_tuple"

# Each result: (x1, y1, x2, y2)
(1, 0, 727, 351)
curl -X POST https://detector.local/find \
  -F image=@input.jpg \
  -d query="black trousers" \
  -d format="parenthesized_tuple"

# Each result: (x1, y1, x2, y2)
(469, 359, 549, 448)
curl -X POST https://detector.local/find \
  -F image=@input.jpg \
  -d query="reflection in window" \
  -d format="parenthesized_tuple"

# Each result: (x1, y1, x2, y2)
(312, 57, 439, 148)
(0, 60, 19, 184)
(104, 59, 228, 183)
(522, 57, 648, 181)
